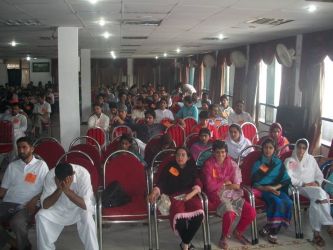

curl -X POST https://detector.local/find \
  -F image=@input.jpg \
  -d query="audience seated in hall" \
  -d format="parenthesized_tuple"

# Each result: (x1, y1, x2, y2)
(175, 95, 199, 122)
(32, 93, 51, 137)
(95, 94, 110, 115)
(131, 96, 146, 121)
(218, 95, 234, 125)
(208, 104, 223, 127)
(110, 104, 134, 128)
(190, 128, 213, 161)
(88, 103, 110, 132)
(155, 99, 175, 123)
(228, 100, 253, 125)
(191, 111, 219, 140)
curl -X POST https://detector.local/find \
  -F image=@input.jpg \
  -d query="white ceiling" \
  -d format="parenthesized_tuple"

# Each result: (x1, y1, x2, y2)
(0, 0, 333, 59)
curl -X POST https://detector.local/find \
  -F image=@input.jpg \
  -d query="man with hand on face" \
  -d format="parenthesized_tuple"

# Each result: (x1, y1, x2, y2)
(36, 162, 98, 250)
(0, 137, 49, 250)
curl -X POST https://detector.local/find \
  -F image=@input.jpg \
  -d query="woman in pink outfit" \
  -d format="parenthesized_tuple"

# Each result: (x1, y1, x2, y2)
(201, 140, 256, 249)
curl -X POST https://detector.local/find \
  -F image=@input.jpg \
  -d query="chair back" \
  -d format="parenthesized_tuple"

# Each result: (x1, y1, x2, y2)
(86, 127, 106, 148)
(183, 117, 197, 136)
(150, 149, 176, 187)
(237, 144, 262, 166)
(185, 133, 200, 149)
(111, 125, 133, 140)
(241, 122, 258, 143)
(103, 135, 139, 160)
(254, 131, 270, 145)
(69, 143, 102, 170)
(144, 134, 163, 164)
(196, 147, 213, 169)
(0, 120, 13, 143)
(57, 150, 99, 192)
(33, 137, 65, 169)
(239, 149, 262, 186)
(166, 124, 185, 147)
(217, 124, 229, 140)
(103, 150, 146, 197)
(279, 150, 293, 162)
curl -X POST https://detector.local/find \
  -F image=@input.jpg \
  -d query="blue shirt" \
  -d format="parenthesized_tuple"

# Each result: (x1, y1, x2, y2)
(176, 105, 198, 122)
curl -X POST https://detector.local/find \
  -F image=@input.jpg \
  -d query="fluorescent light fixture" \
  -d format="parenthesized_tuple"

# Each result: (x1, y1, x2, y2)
(176, 48, 181, 54)
(307, 5, 317, 13)
(102, 32, 111, 39)
(163, 53, 167, 57)
(89, 0, 98, 4)
(10, 40, 17, 46)
(218, 34, 224, 40)
(26, 56, 31, 61)
(98, 18, 106, 26)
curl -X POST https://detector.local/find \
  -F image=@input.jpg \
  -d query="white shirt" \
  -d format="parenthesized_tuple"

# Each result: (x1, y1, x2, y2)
(11, 113, 27, 139)
(88, 113, 110, 132)
(131, 109, 145, 121)
(228, 111, 253, 125)
(40, 164, 95, 225)
(155, 109, 175, 123)
(1, 156, 49, 205)
(33, 101, 51, 117)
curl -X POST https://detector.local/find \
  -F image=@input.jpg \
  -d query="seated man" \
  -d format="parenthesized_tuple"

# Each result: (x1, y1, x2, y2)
(88, 103, 110, 132)
(155, 98, 174, 123)
(191, 110, 219, 140)
(32, 93, 51, 137)
(228, 100, 253, 125)
(175, 95, 199, 122)
(36, 162, 98, 250)
(0, 137, 49, 250)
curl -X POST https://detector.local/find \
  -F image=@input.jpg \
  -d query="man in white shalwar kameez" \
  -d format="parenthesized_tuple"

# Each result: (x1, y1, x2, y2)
(10, 104, 27, 157)
(36, 163, 98, 250)
(284, 138, 333, 247)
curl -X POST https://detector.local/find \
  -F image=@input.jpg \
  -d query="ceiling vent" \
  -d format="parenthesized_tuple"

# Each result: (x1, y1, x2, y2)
(2, 19, 41, 26)
(121, 19, 162, 26)
(121, 44, 140, 47)
(122, 36, 148, 40)
(246, 18, 294, 26)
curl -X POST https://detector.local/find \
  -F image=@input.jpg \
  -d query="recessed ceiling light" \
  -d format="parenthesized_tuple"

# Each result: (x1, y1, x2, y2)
(10, 40, 17, 47)
(176, 48, 181, 54)
(218, 34, 224, 40)
(26, 56, 31, 61)
(307, 5, 317, 13)
(102, 32, 111, 39)
(155, 56, 159, 59)
(98, 18, 106, 26)
(89, 0, 98, 4)
(163, 53, 167, 57)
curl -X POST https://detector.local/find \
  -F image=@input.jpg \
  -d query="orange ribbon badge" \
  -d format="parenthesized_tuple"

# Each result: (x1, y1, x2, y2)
(169, 167, 179, 176)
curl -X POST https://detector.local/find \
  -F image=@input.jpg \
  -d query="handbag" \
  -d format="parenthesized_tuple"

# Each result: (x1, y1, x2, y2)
(157, 194, 171, 215)
(102, 181, 131, 208)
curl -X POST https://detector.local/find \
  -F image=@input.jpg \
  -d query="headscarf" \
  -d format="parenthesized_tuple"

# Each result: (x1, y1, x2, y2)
(225, 123, 252, 159)
(269, 123, 285, 148)
(291, 138, 310, 165)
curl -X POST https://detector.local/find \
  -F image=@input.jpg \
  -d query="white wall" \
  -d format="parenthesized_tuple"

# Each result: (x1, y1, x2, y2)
(29, 58, 52, 85)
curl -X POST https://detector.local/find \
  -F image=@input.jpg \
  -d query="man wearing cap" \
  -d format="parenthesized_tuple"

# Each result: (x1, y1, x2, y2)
(36, 162, 98, 250)
(110, 103, 134, 127)
(88, 103, 110, 132)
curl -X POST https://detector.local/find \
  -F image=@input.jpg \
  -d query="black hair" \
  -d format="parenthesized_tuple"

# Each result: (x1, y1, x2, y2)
(93, 103, 102, 108)
(109, 102, 117, 109)
(199, 128, 211, 136)
(261, 137, 277, 151)
(220, 94, 228, 101)
(175, 146, 190, 158)
(17, 136, 33, 146)
(120, 134, 133, 144)
(144, 109, 156, 118)
(212, 140, 228, 152)
(229, 124, 242, 134)
(183, 95, 193, 104)
(296, 139, 308, 149)
(199, 110, 209, 119)
(55, 163, 74, 181)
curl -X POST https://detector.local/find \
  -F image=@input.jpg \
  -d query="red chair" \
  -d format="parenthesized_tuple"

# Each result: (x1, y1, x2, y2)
(33, 137, 65, 169)
(103, 135, 140, 161)
(69, 136, 102, 170)
(217, 124, 229, 140)
(56, 150, 100, 193)
(239, 146, 301, 241)
(148, 149, 210, 250)
(183, 117, 197, 136)
(166, 124, 185, 147)
(144, 134, 163, 165)
(185, 133, 200, 149)
(253, 131, 270, 145)
(87, 127, 107, 148)
(111, 125, 133, 140)
(97, 150, 151, 249)
(241, 122, 258, 144)
(0, 120, 13, 154)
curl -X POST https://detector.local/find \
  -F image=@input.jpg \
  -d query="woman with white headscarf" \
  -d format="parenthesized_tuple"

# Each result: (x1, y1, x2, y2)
(225, 123, 253, 161)
(284, 138, 333, 247)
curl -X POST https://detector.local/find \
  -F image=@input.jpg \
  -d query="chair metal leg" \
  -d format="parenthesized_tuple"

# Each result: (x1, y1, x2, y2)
(153, 204, 159, 250)
(296, 191, 304, 238)
(292, 190, 300, 238)
(148, 202, 153, 250)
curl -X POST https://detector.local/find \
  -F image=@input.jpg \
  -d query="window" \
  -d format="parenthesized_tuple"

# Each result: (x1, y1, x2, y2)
(321, 56, 333, 145)
(223, 64, 235, 105)
(258, 58, 282, 124)
(203, 66, 211, 91)
(188, 66, 195, 85)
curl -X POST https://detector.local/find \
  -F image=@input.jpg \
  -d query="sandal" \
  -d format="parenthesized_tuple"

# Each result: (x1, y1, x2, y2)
(313, 235, 325, 247)
(267, 234, 278, 244)
(218, 238, 228, 250)
(259, 228, 269, 237)
(233, 231, 251, 245)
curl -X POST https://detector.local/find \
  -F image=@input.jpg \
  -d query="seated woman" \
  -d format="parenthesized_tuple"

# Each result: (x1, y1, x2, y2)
(225, 124, 253, 161)
(259, 123, 289, 154)
(284, 139, 333, 246)
(201, 140, 256, 249)
(148, 147, 204, 250)
(251, 138, 292, 244)
(190, 128, 212, 162)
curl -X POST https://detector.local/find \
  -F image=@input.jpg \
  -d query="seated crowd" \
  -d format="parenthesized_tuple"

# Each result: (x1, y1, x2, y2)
(1, 81, 333, 250)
